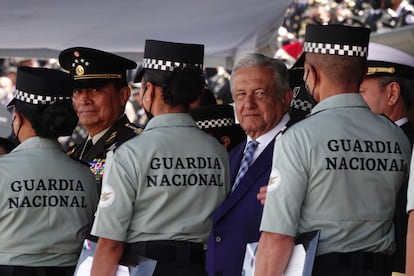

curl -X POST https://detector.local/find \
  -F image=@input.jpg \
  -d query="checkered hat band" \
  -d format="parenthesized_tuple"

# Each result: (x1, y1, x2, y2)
(196, 118, 234, 129)
(15, 89, 71, 105)
(142, 58, 202, 72)
(304, 42, 368, 57)
(290, 98, 313, 112)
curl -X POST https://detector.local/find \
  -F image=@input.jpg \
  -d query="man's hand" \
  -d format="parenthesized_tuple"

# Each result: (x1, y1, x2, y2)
(257, 185, 267, 205)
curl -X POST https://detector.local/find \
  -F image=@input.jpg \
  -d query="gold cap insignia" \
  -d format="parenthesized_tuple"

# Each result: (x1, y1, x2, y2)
(76, 65, 85, 76)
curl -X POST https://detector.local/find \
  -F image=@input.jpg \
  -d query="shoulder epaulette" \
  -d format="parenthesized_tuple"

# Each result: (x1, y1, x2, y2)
(125, 122, 143, 134)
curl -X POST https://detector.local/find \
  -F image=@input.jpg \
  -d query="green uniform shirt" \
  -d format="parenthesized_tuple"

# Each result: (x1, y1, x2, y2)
(261, 94, 411, 255)
(92, 113, 230, 243)
(0, 137, 98, 266)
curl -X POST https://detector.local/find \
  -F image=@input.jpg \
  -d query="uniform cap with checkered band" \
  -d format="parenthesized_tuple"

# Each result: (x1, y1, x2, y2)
(59, 47, 137, 89)
(303, 24, 370, 58)
(134, 40, 204, 82)
(189, 104, 236, 130)
(7, 66, 72, 107)
(291, 24, 370, 68)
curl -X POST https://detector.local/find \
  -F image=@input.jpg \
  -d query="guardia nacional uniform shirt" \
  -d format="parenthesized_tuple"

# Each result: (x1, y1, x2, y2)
(261, 93, 411, 255)
(0, 137, 98, 266)
(92, 113, 230, 243)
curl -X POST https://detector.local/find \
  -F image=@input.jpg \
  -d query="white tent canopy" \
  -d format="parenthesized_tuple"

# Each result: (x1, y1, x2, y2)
(370, 25, 414, 57)
(0, 0, 292, 68)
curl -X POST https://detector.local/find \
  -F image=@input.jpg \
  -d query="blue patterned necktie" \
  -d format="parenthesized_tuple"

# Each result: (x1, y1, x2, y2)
(231, 140, 259, 193)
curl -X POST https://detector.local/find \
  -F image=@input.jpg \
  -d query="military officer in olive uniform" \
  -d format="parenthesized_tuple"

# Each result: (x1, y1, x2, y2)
(90, 40, 230, 276)
(59, 47, 142, 188)
(0, 67, 98, 276)
(255, 24, 412, 276)
(58, 47, 142, 271)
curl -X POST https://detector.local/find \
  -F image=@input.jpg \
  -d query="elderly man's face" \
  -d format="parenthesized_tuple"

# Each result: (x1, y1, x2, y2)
(232, 66, 291, 139)
(360, 77, 388, 115)
(72, 82, 129, 136)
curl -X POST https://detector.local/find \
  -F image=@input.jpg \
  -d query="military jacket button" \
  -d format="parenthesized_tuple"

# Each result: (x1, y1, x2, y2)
(215, 235, 222, 243)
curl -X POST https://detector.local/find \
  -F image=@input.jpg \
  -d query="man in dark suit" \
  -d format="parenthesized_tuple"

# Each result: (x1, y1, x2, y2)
(206, 53, 293, 276)
(359, 42, 414, 274)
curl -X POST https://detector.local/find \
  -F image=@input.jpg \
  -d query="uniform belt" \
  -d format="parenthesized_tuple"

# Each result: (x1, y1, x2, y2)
(121, 240, 205, 266)
(0, 265, 75, 276)
(314, 251, 392, 272)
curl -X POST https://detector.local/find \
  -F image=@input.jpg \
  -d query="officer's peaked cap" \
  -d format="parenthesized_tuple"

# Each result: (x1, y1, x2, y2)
(367, 42, 414, 79)
(134, 39, 204, 82)
(59, 47, 137, 89)
(8, 67, 72, 107)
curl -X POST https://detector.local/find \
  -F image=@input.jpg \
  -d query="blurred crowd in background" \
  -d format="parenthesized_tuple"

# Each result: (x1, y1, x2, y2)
(275, 0, 414, 67)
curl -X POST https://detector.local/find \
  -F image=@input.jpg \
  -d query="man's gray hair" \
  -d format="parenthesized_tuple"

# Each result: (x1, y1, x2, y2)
(230, 53, 291, 96)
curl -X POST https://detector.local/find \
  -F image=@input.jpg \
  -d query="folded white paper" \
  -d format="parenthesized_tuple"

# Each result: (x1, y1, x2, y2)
(242, 243, 306, 276)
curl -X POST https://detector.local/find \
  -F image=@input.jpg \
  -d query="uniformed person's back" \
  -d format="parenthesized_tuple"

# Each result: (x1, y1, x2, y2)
(90, 40, 230, 276)
(255, 24, 411, 276)
(0, 66, 98, 276)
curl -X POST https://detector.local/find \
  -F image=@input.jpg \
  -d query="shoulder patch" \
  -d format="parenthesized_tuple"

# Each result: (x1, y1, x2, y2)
(267, 168, 282, 193)
(98, 184, 116, 208)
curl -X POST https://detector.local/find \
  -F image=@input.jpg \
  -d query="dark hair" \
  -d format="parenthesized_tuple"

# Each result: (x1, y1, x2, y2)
(0, 137, 17, 153)
(208, 125, 246, 152)
(198, 88, 217, 106)
(307, 53, 367, 86)
(15, 100, 78, 139)
(143, 65, 204, 106)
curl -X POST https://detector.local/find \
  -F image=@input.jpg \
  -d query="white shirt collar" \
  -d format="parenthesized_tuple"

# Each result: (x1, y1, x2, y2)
(88, 126, 111, 145)
(246, 112, 290, 162)
(395, 117, 408, 127)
